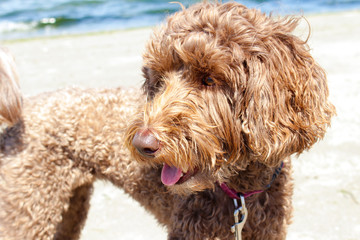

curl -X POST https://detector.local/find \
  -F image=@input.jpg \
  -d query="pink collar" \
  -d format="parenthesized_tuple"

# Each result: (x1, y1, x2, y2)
(219, 162, 284, 199)
(220, 182, 264, 199)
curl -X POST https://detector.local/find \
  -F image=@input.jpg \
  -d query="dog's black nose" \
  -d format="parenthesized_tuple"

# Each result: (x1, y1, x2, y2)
(132, 128, 160, 157)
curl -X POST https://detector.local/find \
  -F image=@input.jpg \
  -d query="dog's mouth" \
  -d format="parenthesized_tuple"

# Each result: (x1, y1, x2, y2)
(161, 163, 198, 186)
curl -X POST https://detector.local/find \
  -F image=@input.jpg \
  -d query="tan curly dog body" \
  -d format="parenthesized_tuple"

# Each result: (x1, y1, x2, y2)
(0, 85, 140, 238)
(0, 2, 334, 240)
(0, 50, 169, 240)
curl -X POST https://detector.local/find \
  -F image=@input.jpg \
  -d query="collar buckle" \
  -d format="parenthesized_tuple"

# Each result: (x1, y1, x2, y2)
(231, 194, 248, 240)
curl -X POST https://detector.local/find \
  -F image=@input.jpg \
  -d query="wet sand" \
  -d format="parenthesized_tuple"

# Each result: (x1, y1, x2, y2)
(3, 9, 360, 240)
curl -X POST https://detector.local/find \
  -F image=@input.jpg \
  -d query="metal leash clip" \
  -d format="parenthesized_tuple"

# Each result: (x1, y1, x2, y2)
(231, 194, 248, 240)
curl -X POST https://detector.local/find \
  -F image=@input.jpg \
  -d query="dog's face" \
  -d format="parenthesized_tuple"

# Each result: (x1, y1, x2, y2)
(125, 2, 335, 194)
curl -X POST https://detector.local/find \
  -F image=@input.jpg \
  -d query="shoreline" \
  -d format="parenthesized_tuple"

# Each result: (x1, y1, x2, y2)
(1, 25, 154, 44)
(2, 10, 360, 240)
(2, 8, 359, 45)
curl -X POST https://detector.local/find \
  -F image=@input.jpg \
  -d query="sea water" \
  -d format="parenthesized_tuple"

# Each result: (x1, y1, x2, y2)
(0, 0, 359, 40)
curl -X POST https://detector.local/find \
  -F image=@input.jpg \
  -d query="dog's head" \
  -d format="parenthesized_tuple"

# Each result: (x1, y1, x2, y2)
(125, 2, 335, 194)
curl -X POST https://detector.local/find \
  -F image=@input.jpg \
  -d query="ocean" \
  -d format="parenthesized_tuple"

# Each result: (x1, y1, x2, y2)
(0, 0, 359, 40)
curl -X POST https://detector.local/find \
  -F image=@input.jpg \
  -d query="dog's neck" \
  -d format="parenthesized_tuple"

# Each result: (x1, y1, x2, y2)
(224, 160, 285, 197)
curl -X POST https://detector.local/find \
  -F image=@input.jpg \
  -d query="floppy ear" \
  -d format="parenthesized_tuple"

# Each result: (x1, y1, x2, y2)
(241, 31, 335, 166)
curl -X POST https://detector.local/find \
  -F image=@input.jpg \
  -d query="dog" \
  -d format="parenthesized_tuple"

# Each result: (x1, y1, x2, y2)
(0, 47, 151, 239)
(125, 2, 335, 239)
(0, 2, 335, 240)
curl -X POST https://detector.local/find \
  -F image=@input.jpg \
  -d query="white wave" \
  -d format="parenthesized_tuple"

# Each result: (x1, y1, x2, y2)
(0, 20, 37, 33)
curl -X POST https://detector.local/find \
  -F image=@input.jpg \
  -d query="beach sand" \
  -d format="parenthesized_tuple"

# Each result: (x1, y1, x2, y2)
(3, 10, 360, 240)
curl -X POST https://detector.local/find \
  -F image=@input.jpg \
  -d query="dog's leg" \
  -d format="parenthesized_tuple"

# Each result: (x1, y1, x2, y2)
(0, 155, 95, 240)
(54, 183, 93, 240)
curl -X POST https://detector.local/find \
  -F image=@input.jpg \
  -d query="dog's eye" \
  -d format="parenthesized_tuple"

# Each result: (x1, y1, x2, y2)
(154, 80, 163, 89)
(202, 76, 215, 86)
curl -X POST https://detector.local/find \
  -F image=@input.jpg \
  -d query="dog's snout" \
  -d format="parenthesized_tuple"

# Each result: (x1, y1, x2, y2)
(132, 128, 160, 157)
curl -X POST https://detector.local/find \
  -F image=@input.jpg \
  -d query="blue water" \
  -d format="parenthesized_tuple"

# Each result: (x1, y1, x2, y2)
(0, 0, 359, 40)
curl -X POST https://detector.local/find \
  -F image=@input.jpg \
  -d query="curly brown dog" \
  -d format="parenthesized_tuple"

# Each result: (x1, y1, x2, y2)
(0, 48, 148, 239)
(125, 2, 335, 240)
(0, 2, 335, 240)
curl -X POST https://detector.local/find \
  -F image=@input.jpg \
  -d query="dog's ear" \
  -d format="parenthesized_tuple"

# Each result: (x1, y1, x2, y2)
(241, 30, 335, 166)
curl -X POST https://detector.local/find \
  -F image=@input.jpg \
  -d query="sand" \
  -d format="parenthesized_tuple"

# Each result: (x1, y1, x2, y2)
(3, 9, 360, 240)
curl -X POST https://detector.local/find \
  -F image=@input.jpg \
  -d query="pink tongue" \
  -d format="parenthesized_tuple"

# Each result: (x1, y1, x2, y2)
(161, 164, 183, 186)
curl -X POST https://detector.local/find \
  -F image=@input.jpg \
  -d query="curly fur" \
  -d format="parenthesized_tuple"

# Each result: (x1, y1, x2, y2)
(0, 48, 22, 131)
(125, 2, 335, 239)
(0, 48, 146, 239)
(0, 2, 335, 240)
